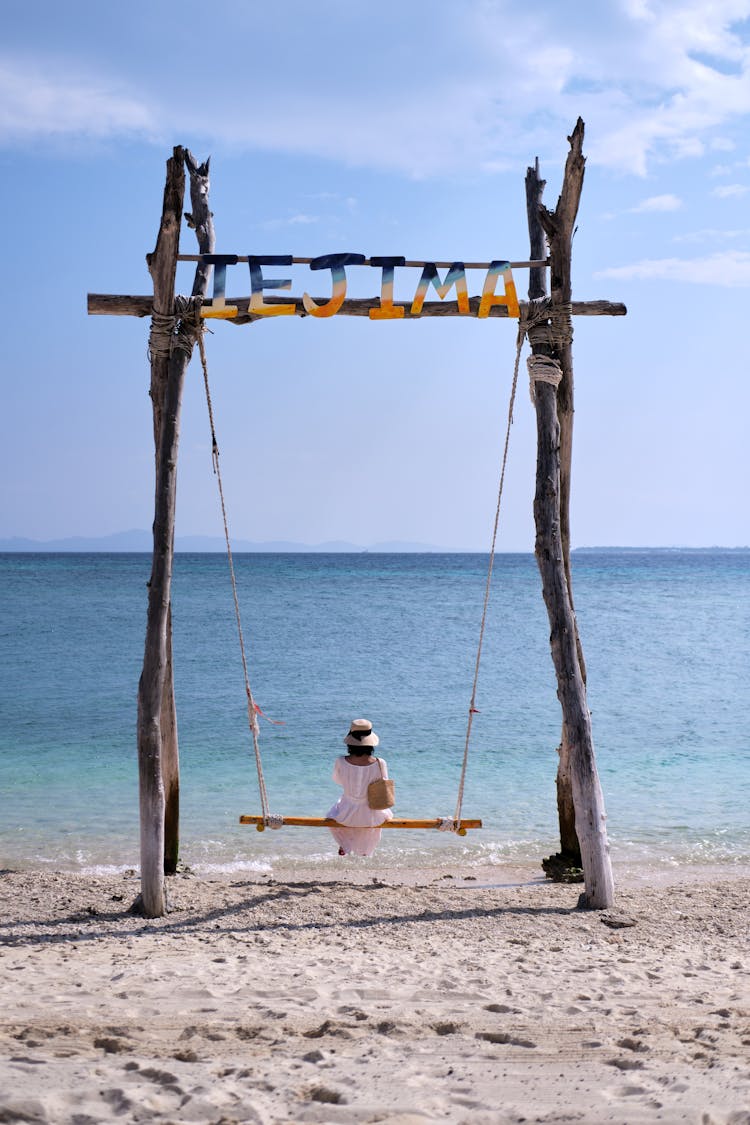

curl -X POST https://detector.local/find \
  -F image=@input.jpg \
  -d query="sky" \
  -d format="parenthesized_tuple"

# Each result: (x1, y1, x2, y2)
(2, 0, 749, 550)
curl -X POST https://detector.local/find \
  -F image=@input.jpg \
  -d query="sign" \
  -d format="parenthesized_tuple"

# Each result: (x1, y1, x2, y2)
(197, 254, 520, 320)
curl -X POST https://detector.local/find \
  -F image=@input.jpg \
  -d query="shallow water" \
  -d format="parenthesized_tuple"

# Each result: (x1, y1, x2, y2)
(1, 550, 748, 874)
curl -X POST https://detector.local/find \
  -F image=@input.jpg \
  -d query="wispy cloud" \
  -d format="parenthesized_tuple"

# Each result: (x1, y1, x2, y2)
(0, 57, 155, 142)
(630, 194, 683, 213)
(596, 249, 750, 285)
(261, 213, 320, 230)
(712, 183, 750, 197)
(673, 227, 750, 243)
(4, 2, 750, 180)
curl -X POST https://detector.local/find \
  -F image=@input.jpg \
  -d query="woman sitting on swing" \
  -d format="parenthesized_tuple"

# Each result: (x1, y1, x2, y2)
(327, 719, 393, 856)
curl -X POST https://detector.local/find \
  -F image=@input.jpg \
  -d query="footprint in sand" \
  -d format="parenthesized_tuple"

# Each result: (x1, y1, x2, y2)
(100, 1087, 134, 1114)
(616, 1036, 649, 1053)
(137, 1065, 184, 1094)
(305, 1083, 346, 1105)
(475, 1031, 537, 1048)
(93, 1036, 132, 1054)
(607, 1056, 645, 1070)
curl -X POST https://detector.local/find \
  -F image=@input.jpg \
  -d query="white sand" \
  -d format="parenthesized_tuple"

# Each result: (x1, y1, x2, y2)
(1, 865, 748, 1124)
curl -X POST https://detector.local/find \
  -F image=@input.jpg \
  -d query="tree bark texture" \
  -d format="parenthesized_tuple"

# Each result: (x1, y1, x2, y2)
(533, 383, 614, 907)
(525, 159, 547, 304)
(137, 147, 185, 916)
(529, 120, 614, 908)
(159, 153, 216, 878)
(537, 124, 587, 677)
(136, 149, 214, 916)
(161, 602, 179, 875)
(526, 156, 581, 866)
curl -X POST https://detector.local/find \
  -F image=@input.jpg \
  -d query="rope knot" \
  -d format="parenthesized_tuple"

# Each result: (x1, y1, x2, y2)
(173, 295, 204, 356)
(148, 296, 205, 361)
(148, 310, 176, 361)
(437, 817, 457, 833)
(518, 298, 573, 358)
(527, 353, 563, 404)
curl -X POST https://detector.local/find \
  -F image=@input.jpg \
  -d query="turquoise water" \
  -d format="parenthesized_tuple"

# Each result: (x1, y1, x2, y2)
(1, 551, 748, 874)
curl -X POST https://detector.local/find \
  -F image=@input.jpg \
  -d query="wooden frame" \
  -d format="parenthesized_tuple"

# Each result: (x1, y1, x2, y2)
(88, 119, 623, 915)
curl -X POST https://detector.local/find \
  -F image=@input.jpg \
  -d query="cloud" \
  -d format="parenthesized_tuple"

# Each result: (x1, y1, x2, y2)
(261, 213, 321, 230)
(0, 56, 155, 142)
(191, 0, 750, 179)
(630, 194, 683, 212)
(712, 183, 750, 197)
(4, 2, 750, 180)
(596, 249, 750, 285)
(673, 226, 750, 242)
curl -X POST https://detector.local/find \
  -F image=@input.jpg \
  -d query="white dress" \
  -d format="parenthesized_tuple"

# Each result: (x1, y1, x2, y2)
(326, 756, 394, 856)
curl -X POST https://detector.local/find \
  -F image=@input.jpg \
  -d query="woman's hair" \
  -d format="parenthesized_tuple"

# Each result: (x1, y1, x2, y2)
(347, 745, 373, 758)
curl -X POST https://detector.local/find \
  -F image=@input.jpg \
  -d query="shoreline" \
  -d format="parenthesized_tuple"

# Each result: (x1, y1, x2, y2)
(1, 866, 748, 1124)
(3, 854, 748, 887)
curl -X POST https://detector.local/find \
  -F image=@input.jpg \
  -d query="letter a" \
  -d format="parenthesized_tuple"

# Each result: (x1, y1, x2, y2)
(477, 261, 520, 319)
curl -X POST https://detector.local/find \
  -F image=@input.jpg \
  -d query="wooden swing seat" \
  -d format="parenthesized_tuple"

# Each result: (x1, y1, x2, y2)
(240, 815, 482, 836)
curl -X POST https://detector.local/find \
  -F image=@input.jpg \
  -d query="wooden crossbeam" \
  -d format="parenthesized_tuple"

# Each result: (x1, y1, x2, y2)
(240, 815, 482, 836)
(88, 294, 626, 321)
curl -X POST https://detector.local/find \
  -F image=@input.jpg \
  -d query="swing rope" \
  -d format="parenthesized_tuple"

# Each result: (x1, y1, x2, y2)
(453, 308, 538, 826)
(195, 303, 554, 833)
(196, 328, 278, 826)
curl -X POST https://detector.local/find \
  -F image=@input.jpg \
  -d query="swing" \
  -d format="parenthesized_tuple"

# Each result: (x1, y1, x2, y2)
(196, 318, 523, 839)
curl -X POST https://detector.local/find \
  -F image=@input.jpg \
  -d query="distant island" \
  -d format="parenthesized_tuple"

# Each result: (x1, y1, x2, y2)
(0, 531, 468, 553)
(571, 545, 749, 553)
(0, 532, 747, 553)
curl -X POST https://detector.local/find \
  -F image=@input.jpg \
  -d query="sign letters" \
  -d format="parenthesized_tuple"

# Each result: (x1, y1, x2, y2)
(198, 254, 520, 320)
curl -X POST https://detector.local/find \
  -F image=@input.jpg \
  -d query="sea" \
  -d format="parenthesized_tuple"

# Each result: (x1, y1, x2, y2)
(1, 550, 748, 878)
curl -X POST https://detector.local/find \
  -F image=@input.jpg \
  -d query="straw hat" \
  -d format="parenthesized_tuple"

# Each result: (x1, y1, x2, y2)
(344, 718, 380, 747)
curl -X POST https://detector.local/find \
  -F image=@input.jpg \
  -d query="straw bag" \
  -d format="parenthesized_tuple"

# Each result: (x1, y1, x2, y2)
(367, 757, 395, 810)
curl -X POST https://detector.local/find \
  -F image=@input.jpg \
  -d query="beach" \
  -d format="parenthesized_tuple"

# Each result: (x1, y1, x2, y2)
(1, 864, 748, 1124)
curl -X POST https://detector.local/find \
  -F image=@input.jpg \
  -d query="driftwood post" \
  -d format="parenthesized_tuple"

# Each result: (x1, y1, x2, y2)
(136, 149, 213, 917)
(527, 119, 614, 909)
(526, 161, 581, 875)
(136, 148, 184, 916)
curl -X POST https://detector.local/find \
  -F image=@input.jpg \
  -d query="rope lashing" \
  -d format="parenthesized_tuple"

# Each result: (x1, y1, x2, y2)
(550, 300, 573, 351)
(196, 327, 277, 825)
(148, 296, 204, 361)
(437, 817, 457, 832)
(173, 296, 204, 357)
(527, 353, 562, 404)
(148, 310, 176, 361)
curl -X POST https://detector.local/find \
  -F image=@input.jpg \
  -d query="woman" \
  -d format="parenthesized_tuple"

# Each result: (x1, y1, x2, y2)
(327, 718, 394, 856)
